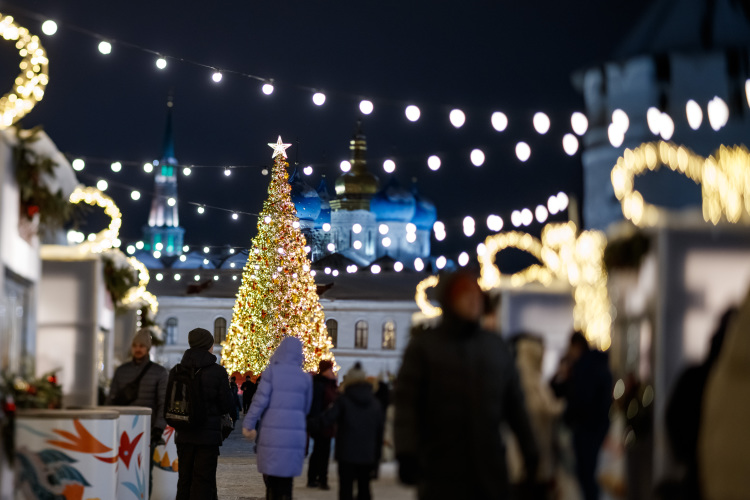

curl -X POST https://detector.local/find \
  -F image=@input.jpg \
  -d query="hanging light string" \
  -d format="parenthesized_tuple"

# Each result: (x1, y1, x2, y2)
(5, 3, 596, 150)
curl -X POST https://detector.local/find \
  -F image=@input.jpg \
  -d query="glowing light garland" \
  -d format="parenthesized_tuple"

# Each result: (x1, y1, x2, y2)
(221, 139, 335, 374)
(121, 256, 158, 314)
(0, 13, 48, 127)
(611, 141, 750, 226)
(68, 186, 122, 254)
(414, 275, 442, 318)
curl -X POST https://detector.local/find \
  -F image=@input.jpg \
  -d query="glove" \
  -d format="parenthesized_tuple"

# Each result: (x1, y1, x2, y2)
(397, 454, 419, 485)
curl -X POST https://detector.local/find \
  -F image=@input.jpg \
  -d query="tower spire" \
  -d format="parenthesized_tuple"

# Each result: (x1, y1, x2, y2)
(161, 91, 176, 165)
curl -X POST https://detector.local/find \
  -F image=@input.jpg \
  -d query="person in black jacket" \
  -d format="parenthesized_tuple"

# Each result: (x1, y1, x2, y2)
(306, 359, 338, 490)
(240, 374, 257, 413)
(394, 271, 539, 500)
(318, 362, 384, 500)
(172, 328, 233, 500)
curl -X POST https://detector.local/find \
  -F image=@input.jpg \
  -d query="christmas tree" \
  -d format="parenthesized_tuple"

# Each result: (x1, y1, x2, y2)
(221, 137, 334, 374)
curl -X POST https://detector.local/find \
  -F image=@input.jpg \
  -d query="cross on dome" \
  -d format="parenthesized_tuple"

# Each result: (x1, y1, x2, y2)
(268, 136, 292, 159)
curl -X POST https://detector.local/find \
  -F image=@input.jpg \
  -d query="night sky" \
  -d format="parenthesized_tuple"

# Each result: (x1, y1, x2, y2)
(6, 0, 651, 261)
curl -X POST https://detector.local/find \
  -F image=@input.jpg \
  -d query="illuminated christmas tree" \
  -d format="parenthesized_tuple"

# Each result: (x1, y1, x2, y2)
(221, 137, 334, 374)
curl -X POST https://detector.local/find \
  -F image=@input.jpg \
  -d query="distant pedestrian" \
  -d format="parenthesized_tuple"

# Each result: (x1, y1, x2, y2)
(699, 296, 749, 500)
(508, 334, 565, 499)
(556, 331, 612, 500)
(306, 359, 338, 490)
(394, 271, 539, 499)
(664, 307, 734, 499)
(229, 376, 241, 423)
(243, 337, 313, 500)
(240, 374, 257, 413)
(317, 362, 384, 500)
(107, 328, 168, 497)
(172, 328, 233, 500)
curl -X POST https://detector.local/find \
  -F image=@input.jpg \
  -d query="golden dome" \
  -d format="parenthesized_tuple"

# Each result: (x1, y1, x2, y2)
(331, 125, 379, 211)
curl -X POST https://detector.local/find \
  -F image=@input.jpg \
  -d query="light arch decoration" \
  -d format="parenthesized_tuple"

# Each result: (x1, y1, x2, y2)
(611, 141, 750, 226)
(0, 13, 49, 127)
(69, 186, 122, 254)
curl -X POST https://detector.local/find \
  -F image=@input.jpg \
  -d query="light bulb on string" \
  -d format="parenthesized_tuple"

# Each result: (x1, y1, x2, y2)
(533, 112, 550, 134)
(486, 214, 503, 231)
(98, 41, 112, 55)
(647, 107, 662, 135)
(197, 206, 205, 214)
(463, 216, 475, 237)
(707, 96, 729, 131)
(686, 100, 703, 130)
(131, 191, 141, 201)
(96, 179, 108, 191)
(167, 197, 176, 207)
(535, 205, 549, 223)
(72, 159, 85, 171)
(340, 160, 351, 172)
(405, 105, 420, 122)
(41, 20, 57, 36)
(562, 134, 579, 155)
(449, 109, 466, 128)
(183, 245, 190, 252)
(491, 111, 508, 132)
(511, 210, 522, 227)
(571, 112, 588, 135)
(516, 142, 531, 162)
(427, 155, 441, 171)
(383, 159, 396, 173)
(470, 149, 485, 167)
(183, 167, 191, 176)
(608, 123, 625, 147)
(262, 81, 274, 95)
(232, 212, 239, 220)
(557, 192, 569, 210)
(521, 208, 533, 226)
(224, 167, 231, 176)
(312, 92, 326, 105)
(212, 70, 223, 83)
(394, 262, 404, 272)
(659, 113, 675, 140)
(359, 100, 374, 114)
(436, 256, 447, 270)
(458, 252, 469, 267)
(156, 57, 167, 70)
(414, 258, 425, 272)
(548, 195, 560, 214)
(143, 163, 153, 173)
(110, 161, 121, 172)
(382, 237, 392, 247)
(303, 166, 313, 175)
(611, 109, 629, 133)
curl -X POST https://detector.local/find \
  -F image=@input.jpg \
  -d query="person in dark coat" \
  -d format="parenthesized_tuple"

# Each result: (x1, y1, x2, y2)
(172, 328, 233, 500)
(107, 328, 168, 497)
(243, 337, 313, 500)
(318, 362, 384, 500)
(394, 271, 539, 500)
(306, 358, 338, 489)
(664, 307, 735, 500)
(240, 374, 257, 413)
(558, 331, 613, 500)
(229, 376, 241, 423)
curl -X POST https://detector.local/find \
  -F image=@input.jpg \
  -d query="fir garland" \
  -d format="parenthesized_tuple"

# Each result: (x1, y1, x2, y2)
(13, 125, 73, 232)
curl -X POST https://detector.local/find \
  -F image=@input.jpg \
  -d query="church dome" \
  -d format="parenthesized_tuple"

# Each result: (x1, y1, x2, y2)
(315, 178, 331, 227)
(411, 183, 437, 230)
(371, 177, 416, 222)
(289, 169, 321, 221)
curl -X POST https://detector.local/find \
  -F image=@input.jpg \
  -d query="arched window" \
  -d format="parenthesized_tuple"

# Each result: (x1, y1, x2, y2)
(326, 319, 338, 348)
(382, 321, 396, 350)
(214, 317, 227, 344)
(165, 317, 178, 345)
(355, 320, 368, 349)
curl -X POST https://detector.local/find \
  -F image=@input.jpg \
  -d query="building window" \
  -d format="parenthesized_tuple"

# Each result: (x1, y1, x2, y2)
(165, 317, 178, 345)
(355, 320, 368, 349)
(326, 319, 338, 348)
(214, 317, 227, 344)
(382, 321, 396, 350)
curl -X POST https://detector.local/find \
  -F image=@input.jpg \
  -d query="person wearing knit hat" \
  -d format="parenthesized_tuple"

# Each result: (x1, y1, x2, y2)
(107, 327, 169, 496)
(172, 326, 232, 499)
(306, 357, 338, 489)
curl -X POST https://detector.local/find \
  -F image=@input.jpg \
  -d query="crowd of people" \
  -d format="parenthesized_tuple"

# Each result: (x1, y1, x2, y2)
(104, 269, 750, 500)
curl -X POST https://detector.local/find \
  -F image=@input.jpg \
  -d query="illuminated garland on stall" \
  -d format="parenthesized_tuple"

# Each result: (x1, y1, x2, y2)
(611, 141, 750, 226)
(221, 137, 334, 374)
(68, 186, 122, 254)
(0, 12, 48, 127)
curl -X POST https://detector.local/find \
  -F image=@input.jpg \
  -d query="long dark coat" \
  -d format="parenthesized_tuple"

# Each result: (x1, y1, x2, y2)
(394, 312, 538, 499)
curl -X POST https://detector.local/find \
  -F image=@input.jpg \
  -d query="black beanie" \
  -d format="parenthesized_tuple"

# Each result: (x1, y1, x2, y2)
(188, 328, 214, 350)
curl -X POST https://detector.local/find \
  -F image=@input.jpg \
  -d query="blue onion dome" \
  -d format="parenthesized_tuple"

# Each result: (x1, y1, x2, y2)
(315, 177, 331, 227)
(411, 182, 437, 229)
(371, 177, 416, 222)
(289, 168, 321, 221)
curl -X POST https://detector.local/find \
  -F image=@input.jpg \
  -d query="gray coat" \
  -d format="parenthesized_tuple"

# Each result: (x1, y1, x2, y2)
(107, 358, 169, 431)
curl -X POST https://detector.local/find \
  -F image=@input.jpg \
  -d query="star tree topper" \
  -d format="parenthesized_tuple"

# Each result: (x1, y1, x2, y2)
(268, 135, 292, 159)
